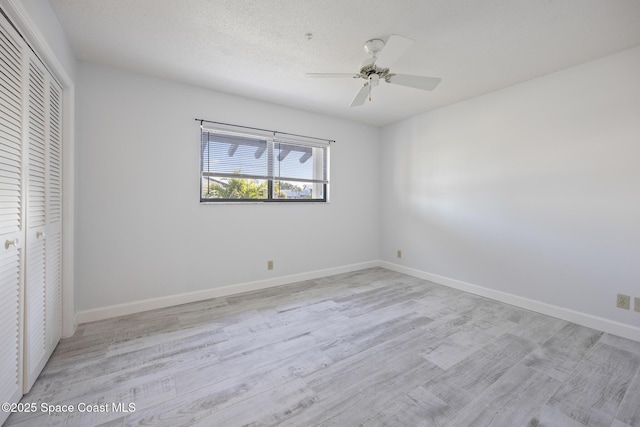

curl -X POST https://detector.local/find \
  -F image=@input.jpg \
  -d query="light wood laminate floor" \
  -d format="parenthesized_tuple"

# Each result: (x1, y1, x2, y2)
(6, 268, 640, 427)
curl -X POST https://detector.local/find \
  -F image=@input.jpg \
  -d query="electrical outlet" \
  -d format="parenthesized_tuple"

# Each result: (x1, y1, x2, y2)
(635, 297, 640, 313)
(617, 294, 630, 310)
(397, 250, 402, 259)
(267, 260, 274, 270)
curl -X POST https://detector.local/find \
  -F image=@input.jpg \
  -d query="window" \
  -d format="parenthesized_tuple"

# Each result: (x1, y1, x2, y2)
(200, 124, 330, 202)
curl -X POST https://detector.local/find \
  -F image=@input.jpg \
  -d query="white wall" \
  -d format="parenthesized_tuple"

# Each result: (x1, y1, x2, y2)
(380, 46, 640, 334)
(76, 62, 379, 313)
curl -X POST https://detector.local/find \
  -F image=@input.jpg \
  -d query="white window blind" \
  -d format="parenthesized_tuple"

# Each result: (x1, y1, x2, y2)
(200, 124, 329, 202)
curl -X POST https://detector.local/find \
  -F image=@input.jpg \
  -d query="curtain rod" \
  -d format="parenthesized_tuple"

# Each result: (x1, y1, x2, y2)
(195, 118, 334, 144)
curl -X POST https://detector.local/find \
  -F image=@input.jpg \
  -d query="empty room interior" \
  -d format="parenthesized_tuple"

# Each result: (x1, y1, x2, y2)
(1, 0, 640, 426)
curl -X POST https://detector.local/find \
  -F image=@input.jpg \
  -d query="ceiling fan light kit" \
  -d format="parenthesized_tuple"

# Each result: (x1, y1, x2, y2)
(306, 34, 442, 107)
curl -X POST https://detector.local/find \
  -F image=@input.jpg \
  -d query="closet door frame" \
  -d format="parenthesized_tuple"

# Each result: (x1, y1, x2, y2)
(1, 3, 70, 403)
(1, 0, 76, 339)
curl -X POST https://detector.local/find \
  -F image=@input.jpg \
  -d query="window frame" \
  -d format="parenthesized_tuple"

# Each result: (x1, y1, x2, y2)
(200, 126, 330, 204)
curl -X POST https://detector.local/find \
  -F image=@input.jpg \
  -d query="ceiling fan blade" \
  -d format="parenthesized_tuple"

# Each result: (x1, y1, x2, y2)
(306, 73, 359, 78)
(386, 74, 442, 91)
(375, 35, 414, 68)
(350, 83, 370, 107)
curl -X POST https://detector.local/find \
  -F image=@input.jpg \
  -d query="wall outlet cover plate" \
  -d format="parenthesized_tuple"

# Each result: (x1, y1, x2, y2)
(617, 294, 631, 310)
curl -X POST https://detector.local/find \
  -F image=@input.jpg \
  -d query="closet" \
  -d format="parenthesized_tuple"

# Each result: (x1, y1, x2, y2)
(0, 11, 63, 422)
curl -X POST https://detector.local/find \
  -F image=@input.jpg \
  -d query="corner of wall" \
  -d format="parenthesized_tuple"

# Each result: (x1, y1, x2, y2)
(380, 261, 640, 343)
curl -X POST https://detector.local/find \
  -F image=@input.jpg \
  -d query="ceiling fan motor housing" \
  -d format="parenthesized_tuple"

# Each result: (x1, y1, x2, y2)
(359, 63, 392, 82)
(361, 40, 393, 81)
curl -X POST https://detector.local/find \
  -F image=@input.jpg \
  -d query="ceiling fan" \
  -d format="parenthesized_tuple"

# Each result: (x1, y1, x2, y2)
(306, 35, 442, 107)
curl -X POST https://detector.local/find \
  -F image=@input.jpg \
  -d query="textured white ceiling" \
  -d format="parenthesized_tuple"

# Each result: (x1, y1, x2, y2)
(50, 0, 640, 127)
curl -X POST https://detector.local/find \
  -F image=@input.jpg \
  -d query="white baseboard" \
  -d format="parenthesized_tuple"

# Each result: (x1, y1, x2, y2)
(76, 259, 640, 342)
(76, 261, 380, 324)
(380, 261, 640, 342)
(62, 315, 79, 339)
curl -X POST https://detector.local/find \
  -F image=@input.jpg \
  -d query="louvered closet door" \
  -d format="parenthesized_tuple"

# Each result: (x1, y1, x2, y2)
(0, 16, 25, 423)
(46, 80, 62, 352)
(24, 53, 49, 392)
(23, 52, 63, 392)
